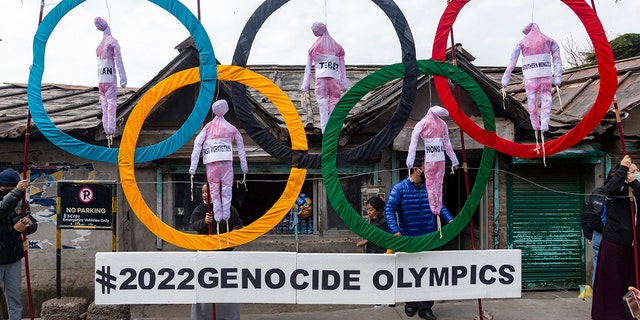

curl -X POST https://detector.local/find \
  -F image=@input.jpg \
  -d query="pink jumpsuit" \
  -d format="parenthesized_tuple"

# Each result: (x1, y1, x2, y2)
(502, 23, 562, 133)
(95, 17, 126, 136)
(189, 100, 248, 223)
(301, 22, 347, 133)
(406, 106, 459, 216)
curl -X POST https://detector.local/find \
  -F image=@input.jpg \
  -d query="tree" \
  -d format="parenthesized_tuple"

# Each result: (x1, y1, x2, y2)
(562, 33, 640, 69)
(561, 33, 594, 69)
(585, 33, 640, 65)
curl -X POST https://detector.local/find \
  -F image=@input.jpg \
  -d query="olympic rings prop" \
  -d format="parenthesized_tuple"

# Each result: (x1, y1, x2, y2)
(119, 65, 306, 250)
(432, 0, 616, 158)
(231, 0, 418, 169)
(28, 0, 217, 163)
(322, 59, 495, 252)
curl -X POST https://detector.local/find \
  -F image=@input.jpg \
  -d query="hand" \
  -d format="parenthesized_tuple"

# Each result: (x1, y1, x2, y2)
(16, 179, 29, 191)
(356, 240, 367, 247)
(394, 232, 401, 236)
(621, 155, 632, 168)
(205, 212, 213, 224)
(20, 217, 32, 228)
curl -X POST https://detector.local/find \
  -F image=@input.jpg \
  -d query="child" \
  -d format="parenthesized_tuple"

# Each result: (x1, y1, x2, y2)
(356, 197, 387, 254)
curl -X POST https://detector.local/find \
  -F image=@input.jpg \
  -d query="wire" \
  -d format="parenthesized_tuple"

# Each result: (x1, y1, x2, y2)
(34, 165, 629, 200)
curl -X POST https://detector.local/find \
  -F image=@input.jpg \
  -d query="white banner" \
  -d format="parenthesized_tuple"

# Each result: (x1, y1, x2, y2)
(95, 250, 521, 305)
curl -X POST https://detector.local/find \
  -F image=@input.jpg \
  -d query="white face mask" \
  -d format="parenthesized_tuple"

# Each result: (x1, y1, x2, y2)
(635, 173, 640, 182)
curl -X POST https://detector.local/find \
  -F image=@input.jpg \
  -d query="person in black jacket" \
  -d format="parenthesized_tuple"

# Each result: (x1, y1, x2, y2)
(592, 155, 640, 320)
(0, 169, 36, 320)
(189, 183, 242, 320)
(356, 197, 388, 254)
(580, 166, 617, 286)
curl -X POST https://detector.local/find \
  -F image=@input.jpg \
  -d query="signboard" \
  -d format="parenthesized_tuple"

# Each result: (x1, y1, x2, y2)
(95, 250, 521, 305)
(57, 180, 116, 229)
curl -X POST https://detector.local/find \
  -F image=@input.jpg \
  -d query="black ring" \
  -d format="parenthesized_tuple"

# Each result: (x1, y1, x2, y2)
(231, 0, 417, 169)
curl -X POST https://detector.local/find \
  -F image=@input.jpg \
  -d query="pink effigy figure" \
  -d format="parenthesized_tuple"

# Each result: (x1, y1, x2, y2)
(501, 23, 562, 154)
(406, 106, 459, 236)
(301, 22, 347, 134)
(95, 17, 127, 147)
(189, 100, 248, 230)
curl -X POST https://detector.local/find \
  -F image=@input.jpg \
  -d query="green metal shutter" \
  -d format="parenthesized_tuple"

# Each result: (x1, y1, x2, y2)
(507, 164, 585, 289)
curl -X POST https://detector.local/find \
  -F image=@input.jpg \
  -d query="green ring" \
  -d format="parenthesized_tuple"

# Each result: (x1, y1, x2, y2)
(321, 59, 495, 252)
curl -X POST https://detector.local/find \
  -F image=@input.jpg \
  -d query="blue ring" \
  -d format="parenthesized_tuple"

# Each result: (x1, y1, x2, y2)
(28, 0, 217, 163)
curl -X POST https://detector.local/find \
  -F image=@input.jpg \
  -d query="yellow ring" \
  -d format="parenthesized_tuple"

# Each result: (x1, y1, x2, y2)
(118, 65, 307, 250)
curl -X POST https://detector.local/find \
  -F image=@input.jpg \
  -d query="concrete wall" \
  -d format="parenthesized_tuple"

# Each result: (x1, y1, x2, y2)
(0, 141, 115, 316)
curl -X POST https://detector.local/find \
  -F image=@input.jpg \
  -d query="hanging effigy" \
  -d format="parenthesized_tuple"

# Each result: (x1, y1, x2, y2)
(300, 21, 347, 134)
(95, 16, 127, 147)
(189, 99, 248, 244)
(501, 22, 563, 161)
(406, 105, 459, 238)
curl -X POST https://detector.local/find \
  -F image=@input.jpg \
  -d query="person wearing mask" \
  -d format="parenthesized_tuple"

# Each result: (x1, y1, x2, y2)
(0, 169, 36, 320)
(189, 183, 243, 320)
(384, 159, 454, 320)
(592, 155, 640, 320)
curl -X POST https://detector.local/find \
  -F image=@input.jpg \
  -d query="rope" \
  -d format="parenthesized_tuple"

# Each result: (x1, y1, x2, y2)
(531, 0, 535, 23)
(501, 87, 507, 110)
(556, 86, 564, 111)
(104, 0, 111, 26)
(324, 0, 328, 26)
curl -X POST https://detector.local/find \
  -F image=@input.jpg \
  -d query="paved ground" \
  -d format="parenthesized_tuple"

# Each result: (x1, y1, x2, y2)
(126, 290, 592, 320)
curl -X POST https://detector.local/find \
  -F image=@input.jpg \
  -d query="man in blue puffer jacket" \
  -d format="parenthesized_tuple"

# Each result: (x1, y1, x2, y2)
(384, 159, 454, 320)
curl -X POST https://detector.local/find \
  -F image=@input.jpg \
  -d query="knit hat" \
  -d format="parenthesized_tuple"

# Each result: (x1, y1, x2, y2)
(0, 169, 20, 187)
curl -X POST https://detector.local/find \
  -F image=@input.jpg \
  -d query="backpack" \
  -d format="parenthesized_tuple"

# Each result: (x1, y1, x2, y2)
(580, 186, 611, 240)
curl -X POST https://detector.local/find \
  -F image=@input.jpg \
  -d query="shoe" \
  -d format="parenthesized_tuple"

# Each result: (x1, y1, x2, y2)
(418, 308, 437, 320)
(388, 304, 396, 307)
(405, 306, 418, 317)
(373, 304, 384, 309)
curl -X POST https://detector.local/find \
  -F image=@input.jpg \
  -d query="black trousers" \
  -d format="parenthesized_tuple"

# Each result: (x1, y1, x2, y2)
(406, 300, 434, 310)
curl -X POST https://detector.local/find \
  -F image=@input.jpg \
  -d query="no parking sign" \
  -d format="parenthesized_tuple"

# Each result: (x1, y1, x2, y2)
(57, 180, 116, 229)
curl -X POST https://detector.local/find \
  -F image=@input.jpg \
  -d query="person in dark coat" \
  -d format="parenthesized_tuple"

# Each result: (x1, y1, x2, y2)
(356, 197, 388, 254)
(592, 155, 640, 320)
(0, 169, 36, 320)
(384, 159, 454, 320)
(189, 183, 242, 320)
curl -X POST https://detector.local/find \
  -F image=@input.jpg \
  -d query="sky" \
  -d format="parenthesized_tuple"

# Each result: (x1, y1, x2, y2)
(0, 0, 638, 88)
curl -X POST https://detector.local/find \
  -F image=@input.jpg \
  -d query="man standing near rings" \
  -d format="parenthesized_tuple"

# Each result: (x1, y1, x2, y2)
(384, 159, 454, 320)
(0, 169, 36, 320)
(190, 183, 243, 320)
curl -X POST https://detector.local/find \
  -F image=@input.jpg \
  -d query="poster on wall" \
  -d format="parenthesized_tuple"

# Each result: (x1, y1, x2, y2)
(57, 180, 116, 229)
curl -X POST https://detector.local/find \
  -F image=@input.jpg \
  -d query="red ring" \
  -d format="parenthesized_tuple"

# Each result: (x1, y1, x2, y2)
(432, 0, 616, 158)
